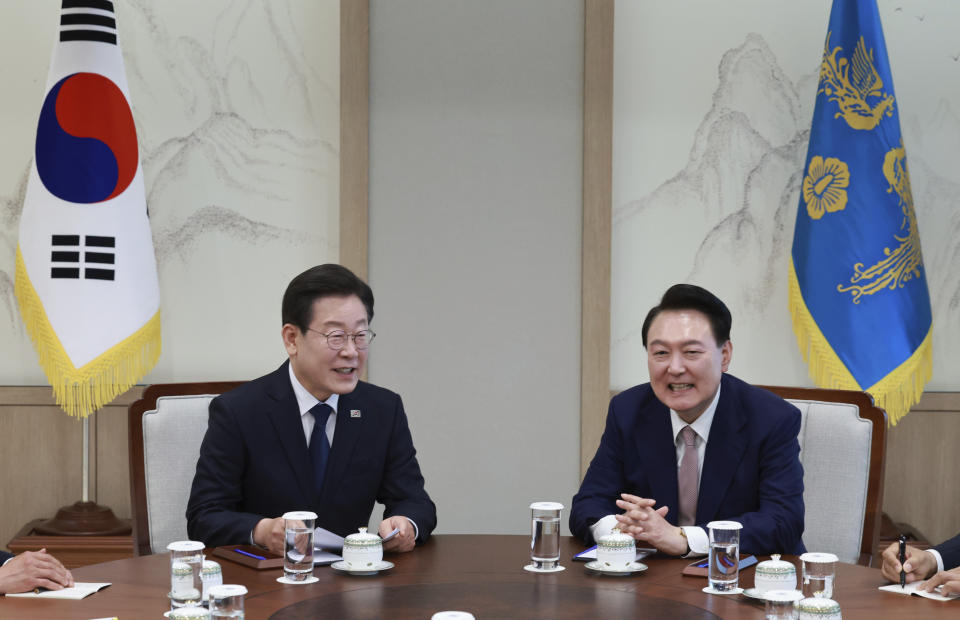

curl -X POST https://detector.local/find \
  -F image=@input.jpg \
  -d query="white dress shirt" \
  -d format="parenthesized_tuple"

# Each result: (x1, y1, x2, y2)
(289, 363, 339, 446)
(590, 384, 723, 556)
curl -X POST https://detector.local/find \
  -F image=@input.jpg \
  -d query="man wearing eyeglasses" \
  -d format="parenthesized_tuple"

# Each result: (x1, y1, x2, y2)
(187, 264, 436, 554)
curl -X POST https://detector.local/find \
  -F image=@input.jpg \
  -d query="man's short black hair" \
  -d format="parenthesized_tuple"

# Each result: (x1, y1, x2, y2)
(640, 283, 731, 348)
(281, 264, 374, 332)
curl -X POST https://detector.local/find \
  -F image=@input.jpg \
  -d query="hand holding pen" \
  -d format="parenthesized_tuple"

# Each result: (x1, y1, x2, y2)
(880, 538, 938, 585)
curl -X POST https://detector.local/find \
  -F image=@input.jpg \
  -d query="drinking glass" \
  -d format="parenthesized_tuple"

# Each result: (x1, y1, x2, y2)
(167, 540, 205, 609)
(282, 510, 317, 581)
(208, 584, 247, 619)
(800, 552, 838, 599)
(707, 520, 742, 592)
(529, 502, 563, 570)
(764, 589, 802, 619)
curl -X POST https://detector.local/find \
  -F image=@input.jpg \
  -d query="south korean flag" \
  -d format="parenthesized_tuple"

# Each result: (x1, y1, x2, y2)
(15, 0, 161, 417)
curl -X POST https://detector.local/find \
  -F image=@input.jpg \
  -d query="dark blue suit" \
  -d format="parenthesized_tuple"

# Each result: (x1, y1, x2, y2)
(187, 362, 436, 547)
(570, 373, 805, 555)
(0, 550, 12, 564)
(935, 533, 960, 570)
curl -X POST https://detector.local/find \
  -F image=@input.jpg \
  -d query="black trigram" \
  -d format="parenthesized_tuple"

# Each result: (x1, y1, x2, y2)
(51, 235, 115, 281)
(60, 0, 117, 45)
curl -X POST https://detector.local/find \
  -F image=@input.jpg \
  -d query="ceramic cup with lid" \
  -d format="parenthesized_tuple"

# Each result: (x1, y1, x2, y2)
(342, 527, 384, 570)
(596, 528, 635, 570)
(796, 596, 842, 620)
(168, 607, 209, 620)
(755, 554, 797, 592)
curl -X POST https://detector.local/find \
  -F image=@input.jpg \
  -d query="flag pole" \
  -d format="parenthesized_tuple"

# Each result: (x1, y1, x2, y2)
(82, 416, 90, 503)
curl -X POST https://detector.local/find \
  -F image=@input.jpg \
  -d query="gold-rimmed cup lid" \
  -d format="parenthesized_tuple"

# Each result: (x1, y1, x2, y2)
(345, 527, 383, 546)
(757, 554, 796, 574)
(598, 528, 635, 548)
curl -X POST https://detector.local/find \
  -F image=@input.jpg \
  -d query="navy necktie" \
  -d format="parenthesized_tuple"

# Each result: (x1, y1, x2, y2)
(309, 403, 332, 495)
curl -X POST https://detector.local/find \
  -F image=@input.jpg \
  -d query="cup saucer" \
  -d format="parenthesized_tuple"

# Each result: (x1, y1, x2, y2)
(702, 585, 744, 595)
(584, 560, 648, 576)
(331, 560, 394, 576)
(742, 587, 771, 600)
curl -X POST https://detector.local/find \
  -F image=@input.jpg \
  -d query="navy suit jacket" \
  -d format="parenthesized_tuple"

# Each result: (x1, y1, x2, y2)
(570, 373, 805, 555)
(935, 533, 960, 570)
(0, 550, 12, 564)
(186, 362, 436, 547)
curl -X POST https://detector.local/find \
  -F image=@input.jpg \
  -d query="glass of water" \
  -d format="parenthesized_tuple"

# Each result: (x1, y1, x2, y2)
(208, 584, 247, 619)
(764, 589, 802, 619)
(706, 520, 742, 592)
(282, 510, 317, 581)
(529, 502, 563, 570)
(167, 540, 205, 609)
(799, 552, 837, 599)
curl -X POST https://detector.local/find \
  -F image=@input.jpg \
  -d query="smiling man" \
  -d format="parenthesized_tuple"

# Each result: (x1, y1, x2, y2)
(570, 284, 805, 556)
(187, 264, 436, 554)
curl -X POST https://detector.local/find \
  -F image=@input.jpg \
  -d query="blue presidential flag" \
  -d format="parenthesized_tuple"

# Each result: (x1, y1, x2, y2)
(789, 0, 931, 425)
(15, 1, 161, 417)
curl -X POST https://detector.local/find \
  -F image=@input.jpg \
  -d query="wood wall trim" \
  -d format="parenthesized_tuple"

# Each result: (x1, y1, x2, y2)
(340, 0, 370, 280)
(580, 0, 614, 476)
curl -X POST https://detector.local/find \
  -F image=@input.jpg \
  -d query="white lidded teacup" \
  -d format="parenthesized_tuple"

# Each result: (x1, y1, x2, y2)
(342, 527, 383, 570)
(796, 596, 842, 620)
(596, 527, 635, 570)
(754, 554, 797, 592)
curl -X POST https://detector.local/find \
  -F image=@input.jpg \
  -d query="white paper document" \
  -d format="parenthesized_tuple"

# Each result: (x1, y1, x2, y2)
(314, 526, 345, 550)
(879, 581, 959, 601)
(5, 582, 111, 600)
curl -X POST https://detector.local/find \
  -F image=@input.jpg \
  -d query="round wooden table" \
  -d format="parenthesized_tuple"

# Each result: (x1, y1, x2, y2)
(0, 535, 951, 618)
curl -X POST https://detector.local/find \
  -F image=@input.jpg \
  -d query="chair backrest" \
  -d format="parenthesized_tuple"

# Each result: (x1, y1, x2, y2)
(758, 386, 887, 566)
(128, 382, 243, 556)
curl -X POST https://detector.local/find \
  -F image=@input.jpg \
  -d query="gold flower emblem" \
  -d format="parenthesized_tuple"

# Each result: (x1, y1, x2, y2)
(803, 156, 850, 220)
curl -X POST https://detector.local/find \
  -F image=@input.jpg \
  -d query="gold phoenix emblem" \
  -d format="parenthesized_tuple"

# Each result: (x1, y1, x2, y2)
(803, 156, 850, 220)
(837, 143, 924, 303)
(819, 33, 895, 131)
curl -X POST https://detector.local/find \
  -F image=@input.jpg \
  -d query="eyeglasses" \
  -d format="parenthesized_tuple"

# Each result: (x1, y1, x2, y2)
(306, 328, 376, 350)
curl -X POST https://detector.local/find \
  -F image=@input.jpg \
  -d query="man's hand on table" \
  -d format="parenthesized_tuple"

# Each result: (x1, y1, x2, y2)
(615, 493, 688, 556)
(919, 567, 960, 596)
(380, 516, 416, 553)
(253, 517, 292, 555)
(0, 549, 74, 594)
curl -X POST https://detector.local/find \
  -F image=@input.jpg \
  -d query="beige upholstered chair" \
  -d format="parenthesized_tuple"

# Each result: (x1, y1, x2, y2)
(128, 382, 242, 555)
(759, 386, 887, 566)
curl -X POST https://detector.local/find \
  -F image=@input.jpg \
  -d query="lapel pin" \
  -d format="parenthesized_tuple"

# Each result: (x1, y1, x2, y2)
(350, 410, 361, 418)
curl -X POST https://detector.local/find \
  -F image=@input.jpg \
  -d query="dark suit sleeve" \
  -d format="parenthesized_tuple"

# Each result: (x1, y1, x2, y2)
(0, 550, 13, 564)
(569, 398, 626, 543)
(726, 401, 805, 555)
(186, 395, 265, 547)
(377, 395, 437, 542)
(934, 532, 960, 570)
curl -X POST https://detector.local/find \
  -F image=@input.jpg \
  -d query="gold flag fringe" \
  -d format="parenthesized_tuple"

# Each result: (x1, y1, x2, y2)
(788, 262, 931, 426)
(14, 246, 162, 418)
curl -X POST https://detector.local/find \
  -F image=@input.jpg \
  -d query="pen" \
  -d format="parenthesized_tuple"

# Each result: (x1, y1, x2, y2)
(898, 533, 907, 589)
(234, 548, 266, 561)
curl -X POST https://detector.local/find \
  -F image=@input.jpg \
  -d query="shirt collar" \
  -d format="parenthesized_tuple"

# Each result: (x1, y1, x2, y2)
(670, 380, 722, 444)
(288, 362, 339, 416)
